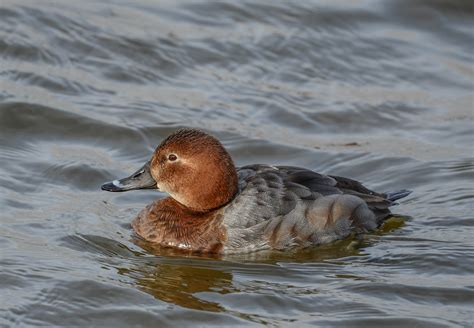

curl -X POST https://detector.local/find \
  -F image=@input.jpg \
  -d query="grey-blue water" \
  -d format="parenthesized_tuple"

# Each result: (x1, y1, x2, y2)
(0, 1, 473, 327)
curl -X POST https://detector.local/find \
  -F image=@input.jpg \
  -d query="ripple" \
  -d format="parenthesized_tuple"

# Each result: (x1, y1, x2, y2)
(0, 0, 473, 327)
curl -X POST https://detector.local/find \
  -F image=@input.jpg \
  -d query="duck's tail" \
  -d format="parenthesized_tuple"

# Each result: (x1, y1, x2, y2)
(385, 189, 412, 204)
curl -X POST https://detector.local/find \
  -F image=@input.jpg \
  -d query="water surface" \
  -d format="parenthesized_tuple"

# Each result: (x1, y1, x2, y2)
(0, 0, 473, 327)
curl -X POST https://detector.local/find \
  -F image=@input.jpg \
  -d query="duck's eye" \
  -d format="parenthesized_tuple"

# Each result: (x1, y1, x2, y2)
(168, 154, 178, 161)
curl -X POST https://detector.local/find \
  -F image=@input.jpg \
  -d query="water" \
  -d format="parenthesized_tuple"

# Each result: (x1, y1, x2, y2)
(1, 0, 473, 327)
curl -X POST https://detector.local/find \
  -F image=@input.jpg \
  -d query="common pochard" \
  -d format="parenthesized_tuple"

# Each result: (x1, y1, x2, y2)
(101, 128, 411, 254)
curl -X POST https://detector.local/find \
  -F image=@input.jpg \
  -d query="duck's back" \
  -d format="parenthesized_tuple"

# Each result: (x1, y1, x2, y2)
(222, 164, 410, 253)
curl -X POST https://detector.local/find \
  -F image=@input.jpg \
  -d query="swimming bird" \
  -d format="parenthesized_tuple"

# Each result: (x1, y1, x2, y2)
(101, 128, 411, 254)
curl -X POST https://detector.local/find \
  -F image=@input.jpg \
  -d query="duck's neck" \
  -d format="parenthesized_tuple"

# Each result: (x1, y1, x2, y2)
(174, 166, 238, 212)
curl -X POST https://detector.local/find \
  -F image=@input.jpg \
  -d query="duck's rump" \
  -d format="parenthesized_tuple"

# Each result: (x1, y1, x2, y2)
(222, 164, 410, 252)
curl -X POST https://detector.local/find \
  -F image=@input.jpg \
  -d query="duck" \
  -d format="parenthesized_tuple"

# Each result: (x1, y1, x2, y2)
(101, 128, 411, 254)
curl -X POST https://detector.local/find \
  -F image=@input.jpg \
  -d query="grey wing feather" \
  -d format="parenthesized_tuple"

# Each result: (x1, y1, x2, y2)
(224, 165, 407, 253)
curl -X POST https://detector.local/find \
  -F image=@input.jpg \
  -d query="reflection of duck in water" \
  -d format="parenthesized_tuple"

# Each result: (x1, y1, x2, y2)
(127, 238, 374, 312)
(124, 258, 233, 312)
(102, 129, 411, 254)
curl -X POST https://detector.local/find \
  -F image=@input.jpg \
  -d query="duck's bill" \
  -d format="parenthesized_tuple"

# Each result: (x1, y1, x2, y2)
(101, 161, 157, 192)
